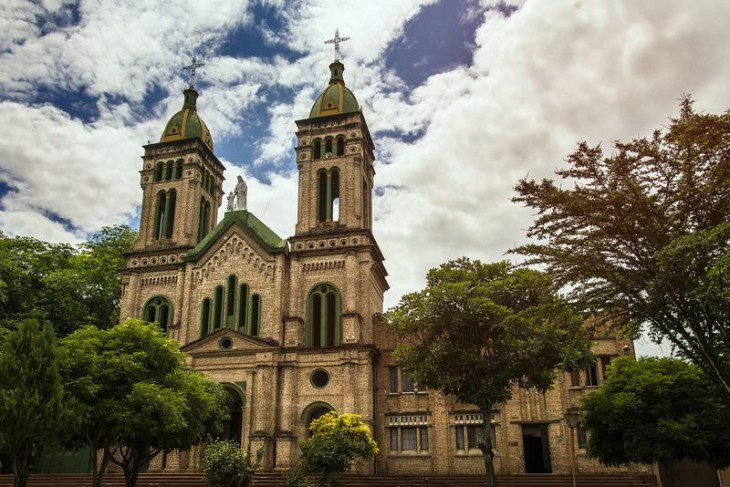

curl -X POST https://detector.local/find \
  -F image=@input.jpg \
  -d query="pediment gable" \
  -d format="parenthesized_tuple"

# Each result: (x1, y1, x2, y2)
(181, 328, 279, 354)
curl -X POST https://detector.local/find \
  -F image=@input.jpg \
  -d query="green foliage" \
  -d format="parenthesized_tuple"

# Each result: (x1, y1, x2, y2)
(0, 226, 136, 335)
(203, 440, 264, 487)
(512, 98, 730, 397)
(300, 412, 378, 486)
(384, 258, 593, 487)
(0, 319, 75, 487)
(582, 357, 730, 486)
(285, 470, 317, 487)
(61, 319, 227, 487)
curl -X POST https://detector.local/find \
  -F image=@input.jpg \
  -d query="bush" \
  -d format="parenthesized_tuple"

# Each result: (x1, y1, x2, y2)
(203, 440, 263, 487)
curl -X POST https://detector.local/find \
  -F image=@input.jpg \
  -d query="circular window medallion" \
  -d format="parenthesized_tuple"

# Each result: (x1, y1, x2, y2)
(219, 337, 233, 350)
(310, 369, 330, 388)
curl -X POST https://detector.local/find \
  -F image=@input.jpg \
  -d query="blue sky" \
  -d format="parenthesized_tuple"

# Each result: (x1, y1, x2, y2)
(1, 0, 728, 357)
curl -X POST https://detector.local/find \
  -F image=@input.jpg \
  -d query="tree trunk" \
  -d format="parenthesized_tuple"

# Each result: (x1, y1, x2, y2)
(91, 446, 111, 487)
(658, 461, 674, 487)
(478, 405, 497, 487)
(122, 450, 139, 487)
(12, 448, 29, 487)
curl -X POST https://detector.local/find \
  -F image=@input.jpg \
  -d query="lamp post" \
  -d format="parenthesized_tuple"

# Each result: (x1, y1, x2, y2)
(564, 406, 580, 487)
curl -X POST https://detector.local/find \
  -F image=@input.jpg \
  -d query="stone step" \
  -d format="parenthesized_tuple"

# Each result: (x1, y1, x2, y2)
(0, 472, 658, 487)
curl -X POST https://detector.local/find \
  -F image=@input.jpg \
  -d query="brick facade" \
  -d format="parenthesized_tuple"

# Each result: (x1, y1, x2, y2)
(118, 71, 649, 478)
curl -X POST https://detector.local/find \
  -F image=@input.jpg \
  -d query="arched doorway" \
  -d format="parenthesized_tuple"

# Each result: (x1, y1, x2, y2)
(221, 386, 243, 446)
(301, 401, 334, 438)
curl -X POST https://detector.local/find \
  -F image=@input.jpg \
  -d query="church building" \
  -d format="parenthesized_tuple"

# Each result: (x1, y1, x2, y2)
(118, 45, 639, 477)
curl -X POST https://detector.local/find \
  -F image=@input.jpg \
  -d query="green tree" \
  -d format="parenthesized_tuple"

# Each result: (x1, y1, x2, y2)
(384, 259, 593, 487)
(61, 319, 227, 487)
(202, 440, 264, 487)
(581, 356, 730, 487)
(0, 319, 74, 487)
(0, 234, 76, 327)
(512, 99, 730, 398)
(74, 225, 137, 327)
(300, 412, 378, 487)
(0, 225, 136, 335)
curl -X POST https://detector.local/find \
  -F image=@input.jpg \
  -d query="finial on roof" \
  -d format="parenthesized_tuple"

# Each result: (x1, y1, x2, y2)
(324, 29, 350, 62)
(183, 55, 205, 88)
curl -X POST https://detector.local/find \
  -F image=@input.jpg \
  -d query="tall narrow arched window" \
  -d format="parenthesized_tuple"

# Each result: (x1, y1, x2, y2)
(197, 197, 211, 243)
(164, 189, 176, 238)
(200, 298, 211, 337)
(313, 139, 322, 160)
(331, 169, 340, 221)
(336, 136, 345, 156)
(362, 178, 369, 228)
(317, 170, 328, 222)
(226, 275, 236, 327)
(154, 190, 167, 240)
(165, 161, 173, 180)
(213, 285, 224, 330)
(154, 162, 164, 182)
(143, 297, 172, 334)
(324, 137, 333, 155)
(174, 159, 183, 179)
(237, 284, 249, 332)
(250, 294, 261, 337)
(307, 284, 341, 347)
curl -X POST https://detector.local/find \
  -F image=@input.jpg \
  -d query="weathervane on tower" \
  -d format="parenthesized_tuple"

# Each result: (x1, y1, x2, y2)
(183, 55, 205, 88)
(324, 29, 349, 62)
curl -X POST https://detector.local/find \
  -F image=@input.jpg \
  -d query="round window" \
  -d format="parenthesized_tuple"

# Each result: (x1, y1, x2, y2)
(219, 337, 233, 350)
(310, 369, 330, 388)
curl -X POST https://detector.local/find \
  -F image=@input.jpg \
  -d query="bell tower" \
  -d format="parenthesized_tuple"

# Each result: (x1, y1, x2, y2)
(287, 32, 388, 348)
(134, 59, 224, 252)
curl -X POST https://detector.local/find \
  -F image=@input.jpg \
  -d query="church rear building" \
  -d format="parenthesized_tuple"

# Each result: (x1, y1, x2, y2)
(118, 53, 639, 477)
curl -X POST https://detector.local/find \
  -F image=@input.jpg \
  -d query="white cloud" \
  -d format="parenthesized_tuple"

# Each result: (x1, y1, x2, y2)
(1, 0, 729, 330)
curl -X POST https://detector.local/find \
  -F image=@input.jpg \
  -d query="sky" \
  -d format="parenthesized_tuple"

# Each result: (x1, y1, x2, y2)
(1, 0, 727, 358)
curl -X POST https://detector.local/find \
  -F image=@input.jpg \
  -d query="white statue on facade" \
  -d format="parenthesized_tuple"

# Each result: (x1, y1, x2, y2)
(235, 175, 247, 211)
(226, 191, 236, 212)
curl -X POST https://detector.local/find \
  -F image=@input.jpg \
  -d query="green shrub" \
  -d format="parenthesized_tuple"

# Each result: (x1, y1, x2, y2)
(203, 440, 263, 487)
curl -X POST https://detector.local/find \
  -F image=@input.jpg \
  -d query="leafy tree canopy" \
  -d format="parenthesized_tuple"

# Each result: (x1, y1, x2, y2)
(384, 258, 593, 487)
(61, 319, 227, 487)
(0, 225, 136, 334)
(300, 412, 378, 486)
(512, 99, 730, 397)
(203, 440, 263, 487)
(0, 319, 75, 487)
(582, 356, 730, 487)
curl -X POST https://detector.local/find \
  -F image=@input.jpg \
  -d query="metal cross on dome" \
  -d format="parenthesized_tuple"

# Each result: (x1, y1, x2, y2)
(324, 29, 350, 62)
(183, 55, 205, 88)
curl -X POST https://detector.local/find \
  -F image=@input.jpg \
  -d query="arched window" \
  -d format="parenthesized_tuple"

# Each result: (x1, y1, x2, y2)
(165, 161, 173, 181)
(222, 387, 243, 446)
(154, 162, 164, 182)
(312, 139, 321, 160)
(331, 169, 340, 221)
(362, 178, 369, 228)
(307, 284, 341, 347)
(174, 159, 183, 179)
(237, 284, 249, 331)
(213, 285, 224, 330)
(226, 275, 236, 326)
(316, 168, 340, 223)
(200, 298, 211, 337)
(154, 189, 176, 240)
(197, 197, 211, 242)
(250, 294, 261, 337)
(324, 137, 333, 155)
(143, 296, 172, 333)
(336, 136, 345, 156)
(164, 189, 176, 238)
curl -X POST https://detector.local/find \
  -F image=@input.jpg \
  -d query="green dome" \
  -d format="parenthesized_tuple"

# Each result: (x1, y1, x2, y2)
(309, 61, 360, 118)
(160, 87, 214, 151)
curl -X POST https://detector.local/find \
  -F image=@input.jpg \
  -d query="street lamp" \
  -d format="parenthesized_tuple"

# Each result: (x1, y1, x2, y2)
(564, 406, 580, 487)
